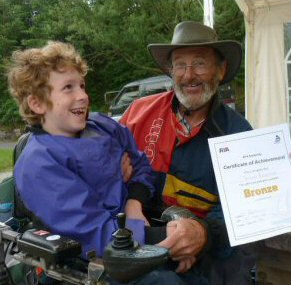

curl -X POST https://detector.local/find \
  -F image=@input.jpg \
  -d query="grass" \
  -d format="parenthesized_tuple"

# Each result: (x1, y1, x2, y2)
(0, 148, 13, 172)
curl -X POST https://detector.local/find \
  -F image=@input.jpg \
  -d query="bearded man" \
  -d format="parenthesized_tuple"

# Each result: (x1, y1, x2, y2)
(120, 21, 255, 284)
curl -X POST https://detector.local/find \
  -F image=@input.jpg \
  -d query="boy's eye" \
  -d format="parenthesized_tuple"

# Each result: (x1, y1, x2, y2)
(80, 83, 85, 89)
(63, 84, 73, 90)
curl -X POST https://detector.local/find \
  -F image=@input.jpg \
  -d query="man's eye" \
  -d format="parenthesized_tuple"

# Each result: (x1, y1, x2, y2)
(174, 65, 185, 69)
(195, 60, 206, 66)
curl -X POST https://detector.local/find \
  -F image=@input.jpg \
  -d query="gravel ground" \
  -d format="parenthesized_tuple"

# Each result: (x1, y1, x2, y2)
(0, 171, 12, 183)
(0, 141, 16, 149)
(0, 141, 14, 182)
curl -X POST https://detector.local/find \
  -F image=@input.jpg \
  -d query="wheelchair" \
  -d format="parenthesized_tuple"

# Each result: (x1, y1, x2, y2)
(0, 133, 169, 285)
(1, 133, 263, 285)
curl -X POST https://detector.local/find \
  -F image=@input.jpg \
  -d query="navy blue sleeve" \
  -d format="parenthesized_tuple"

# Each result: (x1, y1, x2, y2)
(205, 113, 253, 258)
(204, 204, 233, 258)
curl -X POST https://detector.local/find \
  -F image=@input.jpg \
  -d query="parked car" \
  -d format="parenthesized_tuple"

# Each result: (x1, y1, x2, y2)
(105, 75, 235, 120)
(105, 75, 172, 120)
(217, 83, 236, 110)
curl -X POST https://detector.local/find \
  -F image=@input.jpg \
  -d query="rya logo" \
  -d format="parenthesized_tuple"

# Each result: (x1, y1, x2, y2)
(274, 135, 280, 144)
(219, 147, 229, 153)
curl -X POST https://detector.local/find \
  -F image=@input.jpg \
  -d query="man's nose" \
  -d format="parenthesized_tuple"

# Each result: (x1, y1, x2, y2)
(183, 65, 197, 80)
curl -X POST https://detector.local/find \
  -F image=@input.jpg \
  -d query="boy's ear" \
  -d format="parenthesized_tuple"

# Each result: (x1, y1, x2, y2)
(27, 95, 46, 115)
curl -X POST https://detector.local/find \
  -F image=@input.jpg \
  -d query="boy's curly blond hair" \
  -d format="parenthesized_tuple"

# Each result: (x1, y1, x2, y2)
(7, 41, 88, 125)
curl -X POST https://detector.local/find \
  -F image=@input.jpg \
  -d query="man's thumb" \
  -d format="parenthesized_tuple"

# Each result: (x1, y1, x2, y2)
(157, 233, 176, 249)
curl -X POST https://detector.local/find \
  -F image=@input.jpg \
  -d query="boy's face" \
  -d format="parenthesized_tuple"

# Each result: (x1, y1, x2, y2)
(37, 68, 89, 137)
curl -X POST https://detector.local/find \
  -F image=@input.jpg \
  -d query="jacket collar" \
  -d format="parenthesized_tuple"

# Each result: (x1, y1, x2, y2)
(172, 93, 226, 138)
(29, 125, 83, 138)
(203, 95, 226, 137)
(29, 125, 48, 135)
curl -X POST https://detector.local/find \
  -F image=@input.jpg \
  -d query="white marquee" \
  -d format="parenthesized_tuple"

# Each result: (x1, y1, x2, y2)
(236, 0, 291, 129)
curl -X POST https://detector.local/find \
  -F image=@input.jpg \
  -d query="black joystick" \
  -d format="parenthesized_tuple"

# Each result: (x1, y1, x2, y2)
(111, 213, 136, 250)
(103, 213, 169, 283)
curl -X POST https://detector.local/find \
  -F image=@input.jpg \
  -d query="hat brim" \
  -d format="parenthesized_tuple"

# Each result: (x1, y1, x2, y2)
(148, 40, 242, 85)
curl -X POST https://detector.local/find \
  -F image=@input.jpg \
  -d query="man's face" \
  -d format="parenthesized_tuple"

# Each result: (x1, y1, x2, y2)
(171, 47, 226, 110)
(31, 68, 89, 137)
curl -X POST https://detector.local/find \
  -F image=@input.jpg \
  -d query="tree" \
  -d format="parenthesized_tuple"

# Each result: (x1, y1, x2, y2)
(215, 0, 246, 113)
(0, 0, 245, 127)
(0, 0, 34, 126)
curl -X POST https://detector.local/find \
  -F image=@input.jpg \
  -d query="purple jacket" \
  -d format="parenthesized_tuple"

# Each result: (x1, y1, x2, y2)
(14, 113, 155, 257)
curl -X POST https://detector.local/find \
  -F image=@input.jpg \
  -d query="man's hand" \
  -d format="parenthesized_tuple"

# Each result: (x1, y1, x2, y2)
(157, 218, 207, 272)
(121, 152, 133, 182)
(172, 256, 196, 273)
(125, 199, 150, 226)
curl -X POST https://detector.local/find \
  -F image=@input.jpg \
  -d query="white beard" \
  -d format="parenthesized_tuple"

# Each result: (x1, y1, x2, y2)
(174, 74, 220, 111)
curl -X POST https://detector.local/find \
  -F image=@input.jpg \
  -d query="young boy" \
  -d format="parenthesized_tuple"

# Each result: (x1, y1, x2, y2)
(7, 41, 156, 258)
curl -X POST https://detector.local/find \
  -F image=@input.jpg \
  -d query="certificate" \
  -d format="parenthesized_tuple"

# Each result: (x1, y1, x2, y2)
(208, 124, 291, 246)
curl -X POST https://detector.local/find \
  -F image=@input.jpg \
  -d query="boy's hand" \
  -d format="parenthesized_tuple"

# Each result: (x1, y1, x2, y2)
(121, 152, 133, 182)
(125, 199, 150, 226)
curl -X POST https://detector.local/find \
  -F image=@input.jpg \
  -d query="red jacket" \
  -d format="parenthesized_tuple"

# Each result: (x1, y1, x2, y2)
(120, 91, 201, 173)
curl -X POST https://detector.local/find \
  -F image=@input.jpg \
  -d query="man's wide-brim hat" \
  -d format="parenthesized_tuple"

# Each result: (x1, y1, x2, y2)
(148, 21, 242, 84)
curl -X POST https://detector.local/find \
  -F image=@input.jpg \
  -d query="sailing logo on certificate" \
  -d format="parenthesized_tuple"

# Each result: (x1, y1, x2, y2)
(208, 123, 291, 246)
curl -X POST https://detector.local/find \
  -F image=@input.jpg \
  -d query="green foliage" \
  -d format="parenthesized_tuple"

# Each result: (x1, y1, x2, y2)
(215, 0, 245, 86)
(0, 97, 23, 127)
(215, 0, 246, 111)
(0, 148, 13, 172)
(0, 0, 245, 126)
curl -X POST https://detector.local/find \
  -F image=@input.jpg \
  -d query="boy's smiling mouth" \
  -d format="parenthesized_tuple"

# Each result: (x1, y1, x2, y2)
(70, 107, 87, 116)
